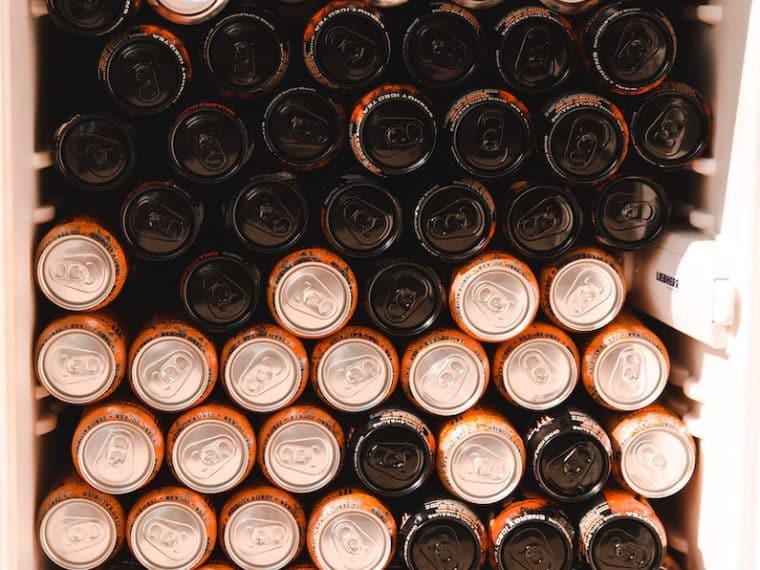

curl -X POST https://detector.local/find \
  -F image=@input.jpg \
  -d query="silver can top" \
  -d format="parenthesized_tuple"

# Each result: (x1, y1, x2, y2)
(549, 259, 624, 332)
(264, 420, 341, 493)
(78, 420, 156, 494)
(148, 0, 228, 24)
(273, 262, 352, 339)
(37, 329, 116, 404)
(368, 0, 409, 6)
(502, 338, 578, 410)
(37, 235, 116, 311)
(131, 337, 210, 412)
(408, 342, 486, 416)
(223, 500, 300, 570)
(39, 498, 118, 570)
(452, 0, 505, 8)
(224, 338, 302, 413)
(312, 508, 392, 570)
(317, 339, 394, 412)
(130, 502, 207, 570)
(445, 432, 524, 504)
(621, 426, 696, 499)
(594, 339, 668, 410)
(171, 419, 249, 493)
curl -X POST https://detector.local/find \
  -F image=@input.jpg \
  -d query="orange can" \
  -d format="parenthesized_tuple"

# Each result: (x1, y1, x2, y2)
(35, 312, 127, 405)
(129, 320, 217, 412)
(71, 401, 163, 495)
(166, 403, 256, 494)
(311, 325, 398, 413)
(219, 485, 306, 570)
(661, 553, 682, 570)
(35, 218, 128, 312)
(198, 562, 235, 570)
(258, 405, 345, 494)
(582, 313, 670, 411)
(307, 488, 396, 570)
(37, 475, 125, 569)
(220, 324, 309, 413)
(267, 248, 358, 339)
(539, 246, 626, 333)
(401, 328, 489, 416)
(126, 486, 216, 570)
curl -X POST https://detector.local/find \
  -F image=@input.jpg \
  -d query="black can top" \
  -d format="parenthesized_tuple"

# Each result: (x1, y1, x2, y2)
(592, 175, 670, 250)
(589, 517, 664, 570)
(47, 0, 133, 36)
(168, 103, 252, 184)
(503, 183, 582, 259)
(322, 175, 402, 258)
(414, 179, 496, 261)
(180, 252, 260, 332)
(498, 519, 574, 570)
(227, 173, 307, 254)
(121, 181, 202, 261)
(365, 261, 443, 336)
(403, 3, 481, 88)
(53, 113, 137, 191)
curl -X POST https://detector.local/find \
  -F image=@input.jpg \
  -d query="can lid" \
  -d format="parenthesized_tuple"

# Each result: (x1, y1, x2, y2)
(588, 515, 664, 570)
(594, 338, 668, 411)
(272, 262, 352, 338)
(621, 426, 696, 498)
(39, 498, 118, 570)
(37, 329, 116, 404)
(404, 509, 483, 570)
(549, 258, 624, 332)
(148, 0, 228, 24)
(502, 338, 578, 410)
(225, 338, 302, 412)
(497, 519, 573, 570)
(311, 508, 392, 570)
(78, 420, 156, 494)
(223, 500, 300, 570)
(264, 420, 341, 493)
(536, 432, 610, 502)
(408, 341, 486, 416)
(452, 0, 504, 8)
(37, 235, 116, 311)
(130, 502, 207, 570)
(48, 0, 130, 35)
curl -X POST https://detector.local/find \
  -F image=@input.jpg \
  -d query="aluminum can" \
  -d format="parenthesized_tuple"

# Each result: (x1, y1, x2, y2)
(258, 405, 345, 494)
(219, 486, 306, 570)
(267, 248, 357, 340)
(449, 251, 540, 343)
(38, 475, 125, 570)
(660, 553, 682, 570)
(147, 0, 227, 24)
(437, 408, 526, 505)
(368, 0, 408, 6)
(35, 312, 127, 405)
(451, 0, 503, 8)
(36, 218, 128, 312)
(539, 246, 626, 333)
(166, 403, 256, 494)
(401, 328, 489, 416)
(46, 0, 140, 35)
(540, 0, 599, 14)
(493, 322, 579, 411)
(307, 488, 396, 570)
(71, 401, 164, 494)
(126, 486, 216, 570)
(220, 324, 309, 413)
(198, 562, 235, 570)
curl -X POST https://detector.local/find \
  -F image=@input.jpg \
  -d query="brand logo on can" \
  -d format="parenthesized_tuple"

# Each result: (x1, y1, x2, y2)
(245, 191, 296, 239)
(562, 269, 612, 317)
(596, 528, 652, 569)
(471, 280, 521, 326)
(419, 354, 469, 404)
(241, 519, 289, 555)
(372, 117, 425, 154)
(232, 41, 256, 80)
(564, 117, 612, 170)
(516, 28, 557, 79)
(238, 349, 291, 398)
(325, 26, 378, 69)
(366, 442, 422, 481)
(517, 197, 572, 242)
(200, 270, 246, 318)
(458, 443, 508, 484)
(629, 440, 668, 484)
(130, 61, 161, 103)
(507, 527, 558, 570)
(330, 520, 375, 569)
(605, 193, 657, 231)
(141, 204, 186, 242)
(519, 349, 554, 385)
(70, 131, 124, 180)
(52, 345, 107, 383)
(614, 21, 660, 78)
(278, 103, 330, 148)
(182, 434, 238, 480)
(419, 525, 463, 570)
(93, 430, 135, 484)
(607, 346, 647, 400)
(645, 102, 688, 157)
(341, 196, 388, 246)
(274, 437, 329, 474)
(58, 516, 107, 553)
(326, 354, 382, 398)
(144, 518, 199, 561)
(546, 441, 595, 489)
(284, 272, 340, 321)
(476, 111, 509, 161)
(49, 253, 107, 294)
(143, 349, 194, 397)
(418, 29, 468, 71)
(426, 199, 484, 241)
(190, 129, 227, 171)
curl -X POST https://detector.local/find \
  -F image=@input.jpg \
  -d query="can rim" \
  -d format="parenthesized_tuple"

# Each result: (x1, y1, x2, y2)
(147, 0, 228, 24)
(130, 502, 207, 570)
(311, 507, 393, 570)
(585, 511, 665, 569)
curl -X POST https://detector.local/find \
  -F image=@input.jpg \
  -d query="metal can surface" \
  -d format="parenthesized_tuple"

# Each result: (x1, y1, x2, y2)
(526, 408, 612, 502)
(349, 408, 435, 497)
(221, 324, 308, 413)
(401, 328, 489, 416)
(449, 251, 540, 343)
(258, 405, 345, 494)
(35, 312, 127, 405)
(493, 322, 579, 411)
(540, 0, 599, 13)
(578, 489, 666, 570)
(219, 486, 306, 570)
(46, 0, 140, 35)
(399, 498, 487, 570)
(437, 408, 526, 505)
(311, 326, 398, 413)
(608, 404, 696, 499)
(36, 218, 128, 312)
(539, 246, 626, 333)
(267, 248, 357, 340)
(147, 0, 227, 24)
(38, 475, 125, 570)
(368, 0, 408, 6)
(71, 401, 164, 494)
(98, 25, 191, 115)
(166, 403, 256, 494)
(198, 562, 236, 570)
(451, 0, 503, 8)
(349, 84, 437, 176)
(488, 496, 575, 570)
(307, 488, 396, 570)
(126, 486, 217, 570)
